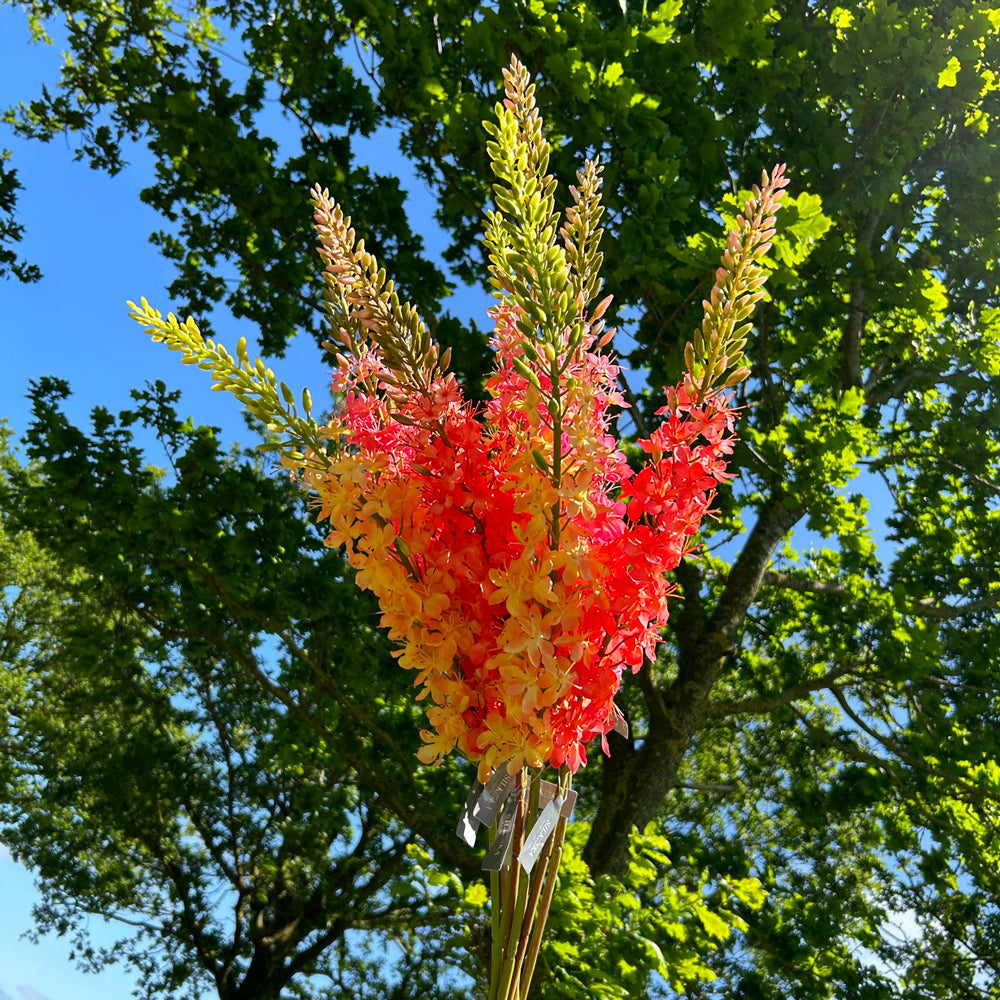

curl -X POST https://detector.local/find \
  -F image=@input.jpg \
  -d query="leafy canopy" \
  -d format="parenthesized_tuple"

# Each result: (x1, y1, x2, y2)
(2, 2, 1000, 999)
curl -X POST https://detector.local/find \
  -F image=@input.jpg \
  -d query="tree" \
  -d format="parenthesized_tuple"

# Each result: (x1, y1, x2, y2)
(0, 398, 481, 1000)
(2, 1, 999, 998)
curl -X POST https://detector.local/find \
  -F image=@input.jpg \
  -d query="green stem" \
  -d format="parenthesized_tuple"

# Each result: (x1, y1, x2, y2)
(518, 769, 572, 998)
(496, 775, 535, 999)
(511, 833, 554, 992)
(507, 776, 543, 994)
(549, 385, 563, 552)
(489, 805, 515, 1000)
(489, 820, 503, 996)
(519, 821, 567, 996)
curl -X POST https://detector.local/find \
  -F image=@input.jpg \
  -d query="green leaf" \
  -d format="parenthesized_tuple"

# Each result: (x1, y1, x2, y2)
(937, 56, 961, 88)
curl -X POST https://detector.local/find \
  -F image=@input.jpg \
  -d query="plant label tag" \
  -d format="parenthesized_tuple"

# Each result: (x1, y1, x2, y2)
(457, 779, 484, 847)
(537, 780, 578, 818)
(482, 796, 518, 871)
(518, 797, 562, 873)
(611, 704, 629, 738)
(473, 768, 516, 827)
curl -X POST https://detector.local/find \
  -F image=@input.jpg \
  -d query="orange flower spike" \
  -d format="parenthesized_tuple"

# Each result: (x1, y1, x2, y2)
(301, 64, 784, 776)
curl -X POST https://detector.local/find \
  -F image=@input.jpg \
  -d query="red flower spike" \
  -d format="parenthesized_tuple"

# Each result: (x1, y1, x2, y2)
(302, 306, 745, 780)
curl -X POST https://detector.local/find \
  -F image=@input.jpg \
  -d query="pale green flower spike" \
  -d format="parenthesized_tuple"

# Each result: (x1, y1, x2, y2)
(128, 297, 330, 469)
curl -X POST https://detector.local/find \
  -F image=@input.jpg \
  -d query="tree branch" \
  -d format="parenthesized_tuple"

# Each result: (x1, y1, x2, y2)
(763, 569, 1000, 620)
(706, 664, 856, 718)
(838, 208, 880, 391)
(583, 492, 805, 875)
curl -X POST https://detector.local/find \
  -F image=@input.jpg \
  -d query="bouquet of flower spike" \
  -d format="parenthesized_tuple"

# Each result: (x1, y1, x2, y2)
(132, 55, 785, 1000)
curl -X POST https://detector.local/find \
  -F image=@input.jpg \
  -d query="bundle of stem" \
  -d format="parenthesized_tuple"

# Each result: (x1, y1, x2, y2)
(488, 768, 572, 1000)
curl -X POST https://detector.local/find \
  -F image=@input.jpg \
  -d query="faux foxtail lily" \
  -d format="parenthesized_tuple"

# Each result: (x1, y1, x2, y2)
(132, 54, 785, 1000)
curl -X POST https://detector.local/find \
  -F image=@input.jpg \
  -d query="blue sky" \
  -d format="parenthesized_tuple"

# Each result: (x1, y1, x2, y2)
(0, 14, 200, 1000)
(1, 9, 167, 998)
(0, 12, 458, 449)
(0, 8, 483, 999)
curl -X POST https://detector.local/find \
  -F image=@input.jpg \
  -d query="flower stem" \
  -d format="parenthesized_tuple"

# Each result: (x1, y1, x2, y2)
(519, 768, 571, 996)
(489, 819, 503, 993)
(485, 769, 573, 999)
(495, 774, 536, 999)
